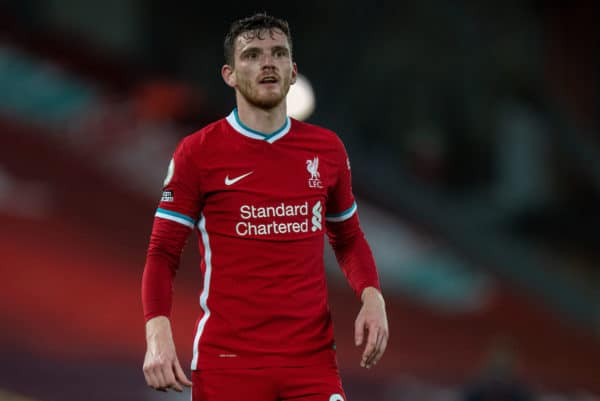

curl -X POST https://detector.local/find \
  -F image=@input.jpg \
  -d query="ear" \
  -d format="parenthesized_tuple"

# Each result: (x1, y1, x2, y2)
(290, 62, 298, 85)
(221, 64, 236, 88)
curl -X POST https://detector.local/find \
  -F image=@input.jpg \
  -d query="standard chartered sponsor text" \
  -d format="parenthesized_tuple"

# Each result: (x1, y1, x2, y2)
(240, 202, 308, 219)
(236, 201, 321, 236)
(236, 220, 309, 236)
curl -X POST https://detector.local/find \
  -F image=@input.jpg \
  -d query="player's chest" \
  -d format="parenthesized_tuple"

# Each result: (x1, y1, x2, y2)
(200, 144, 335, 203)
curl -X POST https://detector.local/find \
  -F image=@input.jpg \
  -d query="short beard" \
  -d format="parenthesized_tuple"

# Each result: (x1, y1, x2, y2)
(238, 78, 290, 110)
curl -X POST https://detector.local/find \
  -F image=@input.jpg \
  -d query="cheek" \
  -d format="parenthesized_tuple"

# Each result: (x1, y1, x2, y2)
(236, 72, 255, 93)
(284, 64, 296, 81)
(237, 71, 250, 84)
(236, 66, 255, 81)
(285, 69, 295, 85)
(234, 70, 249, 86)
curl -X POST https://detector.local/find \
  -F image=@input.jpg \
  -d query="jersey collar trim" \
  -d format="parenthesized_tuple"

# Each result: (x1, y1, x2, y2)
(226, 108, 291, 144)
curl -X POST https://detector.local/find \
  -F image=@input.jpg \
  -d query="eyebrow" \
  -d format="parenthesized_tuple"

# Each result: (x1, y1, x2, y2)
(239, 45, 290, 57)
(271, 45, 289, 54)
(240, 46, 261, 56)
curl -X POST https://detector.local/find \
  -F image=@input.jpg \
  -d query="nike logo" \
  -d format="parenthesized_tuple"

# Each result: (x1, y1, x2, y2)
(225, 171, 254, 186)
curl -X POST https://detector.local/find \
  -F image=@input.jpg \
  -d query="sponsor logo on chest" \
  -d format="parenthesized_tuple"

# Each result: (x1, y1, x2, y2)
(235, 200, 322, 237)
(222, 155, 326, 237)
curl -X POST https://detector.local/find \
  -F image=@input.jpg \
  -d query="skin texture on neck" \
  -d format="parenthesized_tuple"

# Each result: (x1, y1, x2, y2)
(235, 97, 287, 134)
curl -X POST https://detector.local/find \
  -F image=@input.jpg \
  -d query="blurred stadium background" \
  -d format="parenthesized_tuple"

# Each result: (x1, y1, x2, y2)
(1, 0, 599, 400)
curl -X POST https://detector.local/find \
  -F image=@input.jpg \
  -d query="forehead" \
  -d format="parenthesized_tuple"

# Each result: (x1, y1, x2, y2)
(234, 29, 290, 53)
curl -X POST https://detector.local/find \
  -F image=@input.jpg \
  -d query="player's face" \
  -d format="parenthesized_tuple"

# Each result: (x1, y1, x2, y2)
(226, 29, 297, 109)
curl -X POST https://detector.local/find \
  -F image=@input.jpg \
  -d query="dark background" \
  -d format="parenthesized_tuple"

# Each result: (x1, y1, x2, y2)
(0, 1, 598, 401)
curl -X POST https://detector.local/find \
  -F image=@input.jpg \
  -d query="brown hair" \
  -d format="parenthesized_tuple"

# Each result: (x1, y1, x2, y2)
(224, 12, 293, 66)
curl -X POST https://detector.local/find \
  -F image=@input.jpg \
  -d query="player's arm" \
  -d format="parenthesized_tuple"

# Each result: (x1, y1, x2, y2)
(142, 217, 194, 392)
(141, 138, 202, 392)
(327, 213, 389, 369)
(143, 316, 191, 393)
(325, 138, 389, 369)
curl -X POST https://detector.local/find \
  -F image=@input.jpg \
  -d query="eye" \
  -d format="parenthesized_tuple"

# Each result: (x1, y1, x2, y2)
(243, 50, 259, 60)
(274, 49, 288, 58)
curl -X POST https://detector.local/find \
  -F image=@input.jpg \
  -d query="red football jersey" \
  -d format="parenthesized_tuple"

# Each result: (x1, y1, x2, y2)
(145, 109, 379, 370)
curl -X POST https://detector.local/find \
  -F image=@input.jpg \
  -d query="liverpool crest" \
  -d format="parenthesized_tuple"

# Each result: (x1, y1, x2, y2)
(306, 156, 322, 188)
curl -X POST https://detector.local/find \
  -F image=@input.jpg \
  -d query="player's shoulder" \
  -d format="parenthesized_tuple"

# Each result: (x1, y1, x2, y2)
(179, 118, 228, 150)
(291, 118, 345, 147)
(171, 119, 229, 162)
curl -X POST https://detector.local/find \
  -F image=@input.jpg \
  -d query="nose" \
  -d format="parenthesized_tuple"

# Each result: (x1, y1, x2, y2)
(261, 53, 276, 69)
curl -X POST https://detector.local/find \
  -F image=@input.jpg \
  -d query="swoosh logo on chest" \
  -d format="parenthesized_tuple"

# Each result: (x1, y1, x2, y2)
(225, 171, 254, 186)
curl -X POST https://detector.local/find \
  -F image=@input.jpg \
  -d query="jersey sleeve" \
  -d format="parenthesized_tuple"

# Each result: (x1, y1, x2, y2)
(155, 137, 203, 227)
(326, 136, 381, 298)
(325, 138, 357, 223)
(142, 137, 203, 321)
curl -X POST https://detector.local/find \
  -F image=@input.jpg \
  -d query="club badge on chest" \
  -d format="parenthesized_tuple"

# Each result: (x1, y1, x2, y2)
(306, 156, 323, 188)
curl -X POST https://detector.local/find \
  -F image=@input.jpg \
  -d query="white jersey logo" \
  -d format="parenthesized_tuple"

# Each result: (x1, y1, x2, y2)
(225, 171, 254, 186)
(306, 156, 322, 188)
(329, 394, 345, 401)
(163, 158, 175, 186)
(311, 201, 322, 232)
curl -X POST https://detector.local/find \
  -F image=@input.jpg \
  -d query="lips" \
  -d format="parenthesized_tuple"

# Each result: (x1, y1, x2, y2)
(259, 75, 279, 84)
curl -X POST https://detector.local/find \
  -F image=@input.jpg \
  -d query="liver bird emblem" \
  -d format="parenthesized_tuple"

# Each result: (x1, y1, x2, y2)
(306, 157, 320, 180)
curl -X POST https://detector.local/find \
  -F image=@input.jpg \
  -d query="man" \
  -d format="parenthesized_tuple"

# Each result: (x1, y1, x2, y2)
(142, 12, 388, 401)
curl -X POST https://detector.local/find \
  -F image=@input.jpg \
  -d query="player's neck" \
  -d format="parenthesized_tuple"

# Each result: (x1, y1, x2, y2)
(235, 101, 288, 135)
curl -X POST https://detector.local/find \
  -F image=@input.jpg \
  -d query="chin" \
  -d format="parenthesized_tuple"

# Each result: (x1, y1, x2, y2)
(249, 94, 285, 109)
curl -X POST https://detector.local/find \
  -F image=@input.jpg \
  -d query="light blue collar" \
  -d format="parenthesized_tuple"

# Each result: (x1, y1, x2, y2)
(225, 108, 291, 144)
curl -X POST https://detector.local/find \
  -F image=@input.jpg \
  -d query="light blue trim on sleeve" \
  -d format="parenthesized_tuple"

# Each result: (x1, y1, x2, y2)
(326, 201, 357, 222)
(155, 208, 196, 228)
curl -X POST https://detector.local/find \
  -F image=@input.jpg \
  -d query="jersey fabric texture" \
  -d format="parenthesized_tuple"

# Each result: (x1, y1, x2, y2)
(191, 362, 346, 401)
(142, 109, 380, 370)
